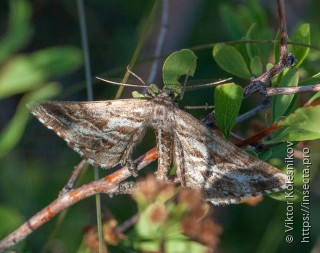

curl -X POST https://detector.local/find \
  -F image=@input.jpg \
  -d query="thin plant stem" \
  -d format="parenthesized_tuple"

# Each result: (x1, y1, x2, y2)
(235, 100, 271, 124)
(147, 0, 169, 84)
(115, 0, 161, 99)
(183, 105, 215, 110)
(266, 84, 320, 96)
(77, 0, 103, 252)
(115, 214, 140, 234)
(96, 77, 149, 88)
(62, 160, 88, 192)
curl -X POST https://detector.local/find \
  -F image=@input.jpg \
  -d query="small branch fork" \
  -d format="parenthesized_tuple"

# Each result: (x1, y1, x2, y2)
(244, 0, 296, 97)
(0, 149, 158, 251)
(243, 0, 320, 97)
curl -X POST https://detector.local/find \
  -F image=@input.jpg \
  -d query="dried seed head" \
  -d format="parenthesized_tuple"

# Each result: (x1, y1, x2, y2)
(181, 215, 222, 249)
(133, 175, 175, 203)
(147, 202, 168, 224)
(178, 188, 203, 209)
(103, 219, 126, 246)
(84, 226, 108, 253)
(197, 219, 222, 248)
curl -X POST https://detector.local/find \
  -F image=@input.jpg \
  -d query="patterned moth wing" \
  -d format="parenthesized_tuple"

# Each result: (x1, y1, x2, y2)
(172, 108, 287, 205)
(28, 99, 153, 169)
(28, 91, 288, 205)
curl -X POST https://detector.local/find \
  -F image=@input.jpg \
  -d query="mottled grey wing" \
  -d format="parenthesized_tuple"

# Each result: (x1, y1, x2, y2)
(28, 99, 152, 168)
(172, 108, 287, 205)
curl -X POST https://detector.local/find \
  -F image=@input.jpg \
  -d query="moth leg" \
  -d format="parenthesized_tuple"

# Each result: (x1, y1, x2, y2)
(126, 159, 138, 177)
(118, 121, 149, 176)
(115, 181, 137, 195)
(154, 129, 173, 183)
(173, 136, 186, 187)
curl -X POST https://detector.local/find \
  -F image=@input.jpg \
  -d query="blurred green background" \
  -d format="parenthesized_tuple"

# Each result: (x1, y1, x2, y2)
(0, 0, 319, 252)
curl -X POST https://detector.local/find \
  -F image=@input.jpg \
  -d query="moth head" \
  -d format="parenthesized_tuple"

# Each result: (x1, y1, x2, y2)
(160, 88, 176, 99)
(146, 84, 161, 97)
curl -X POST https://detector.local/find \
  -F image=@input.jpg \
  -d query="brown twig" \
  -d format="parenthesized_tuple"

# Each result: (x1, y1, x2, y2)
(266, 84, 320, 96)
(236, 99, 320, 147)
(243, 0, 296, 97)
(115, 214, 140, 234)
(0, 148, 158, 251)
(61, 159, 88, 193)
(235, 100, 271, 123)
(278, 0, 288, 60)
(235, 124, 281, 147)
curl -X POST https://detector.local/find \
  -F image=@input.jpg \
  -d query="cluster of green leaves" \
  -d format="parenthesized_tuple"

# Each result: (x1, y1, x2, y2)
(128, 184, 207, 253)
(211, 3, 320, 203)
(212, 11, 320, 143)
(0, 0, 83, 159)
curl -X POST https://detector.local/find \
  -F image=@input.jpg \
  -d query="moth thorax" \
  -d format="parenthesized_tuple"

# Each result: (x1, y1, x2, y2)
(151, 103, 173, 131)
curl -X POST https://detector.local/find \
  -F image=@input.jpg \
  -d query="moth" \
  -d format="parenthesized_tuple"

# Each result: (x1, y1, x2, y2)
(28, 86, 287, 205)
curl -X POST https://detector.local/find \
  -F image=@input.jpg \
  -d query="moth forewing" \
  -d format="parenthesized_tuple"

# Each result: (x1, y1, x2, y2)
(27, 99, 153, 168)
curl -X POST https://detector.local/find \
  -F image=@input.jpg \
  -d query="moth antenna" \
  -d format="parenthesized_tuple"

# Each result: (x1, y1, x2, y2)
(126, 66, 147, 86)
(185, 77, 232, 90)
(179, 58, 197, 101)
(182, 104, 215, 110)
(96, 77, 149, 88)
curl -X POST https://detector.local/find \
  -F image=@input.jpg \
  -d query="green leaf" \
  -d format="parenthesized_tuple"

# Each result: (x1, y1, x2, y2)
(250, 56, 262, 76)
(278, 104, 320, 133)
(0, 46, 82, 99)
(269, 189, 303, 202)
(214, 83, 243, 139)
(136, 203, 164, 238)
(219, 1, 270, 40)
(132, 91, 145, 98)
(0, 56, 44, 99)
(30, 46, 83, 77)
(166, 236, 207, 253)
(258, 142, 288, 161)
(245, 23, 259, 59)
(299, 72, 320, 86)
(219, 4, 244, 40)
(0, 205, 24, 240)
(162, 49, 197, 94)
(270, 126, 320, 143)
(289, 23, 310, 68)
(270, 104, 320, 142)
(298, 72, 320, 105)
(0, 0, 33, 63)
(0, 83, 61, 158)
(213, 43, 251, 79)
(245, 149, 258, 158)
(272, 69, 299, 123)
(274, 31, 281, 63)
(307, 91, 320, 105)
